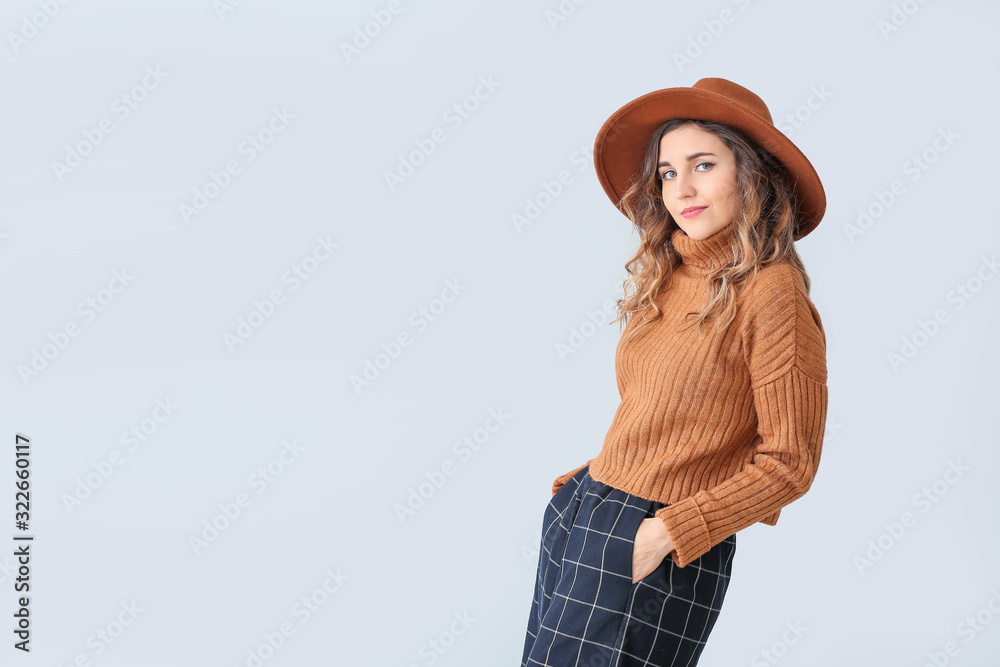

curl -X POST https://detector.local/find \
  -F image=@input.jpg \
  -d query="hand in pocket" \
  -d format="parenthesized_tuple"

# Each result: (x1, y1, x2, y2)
(631, 517, 675, 584)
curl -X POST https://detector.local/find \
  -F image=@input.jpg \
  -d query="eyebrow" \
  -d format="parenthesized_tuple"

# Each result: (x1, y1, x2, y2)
(657, 152, 716, 168)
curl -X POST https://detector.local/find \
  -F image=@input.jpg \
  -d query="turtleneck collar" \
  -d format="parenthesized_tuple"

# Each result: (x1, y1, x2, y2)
(670, 223, 738, 274)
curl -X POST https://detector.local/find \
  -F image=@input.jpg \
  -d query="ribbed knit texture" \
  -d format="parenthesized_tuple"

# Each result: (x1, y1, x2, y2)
(552, 222, 829, 568)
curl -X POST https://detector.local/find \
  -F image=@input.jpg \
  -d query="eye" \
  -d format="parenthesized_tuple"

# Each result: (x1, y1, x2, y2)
(658, 162, 715, 181)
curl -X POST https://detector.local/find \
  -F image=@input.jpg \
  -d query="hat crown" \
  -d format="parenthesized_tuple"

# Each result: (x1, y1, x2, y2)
(692, 77, 773, 125)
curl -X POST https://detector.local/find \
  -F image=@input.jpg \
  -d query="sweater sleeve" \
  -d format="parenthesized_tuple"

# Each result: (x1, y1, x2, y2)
(551, 459, 595, 496)
(654, 264, 829, 567)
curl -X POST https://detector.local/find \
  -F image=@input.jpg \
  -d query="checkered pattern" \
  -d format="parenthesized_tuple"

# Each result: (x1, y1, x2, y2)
(521, 466, 736, 667)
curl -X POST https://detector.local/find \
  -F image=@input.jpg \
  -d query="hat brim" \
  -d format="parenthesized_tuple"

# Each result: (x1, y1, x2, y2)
(593, 87, 826, 240)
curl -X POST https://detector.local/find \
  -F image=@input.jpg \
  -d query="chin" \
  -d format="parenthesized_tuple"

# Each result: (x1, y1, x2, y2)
(678, 224, 710, 240)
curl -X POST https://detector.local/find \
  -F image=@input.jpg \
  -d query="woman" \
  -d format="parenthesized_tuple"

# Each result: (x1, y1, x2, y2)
(520, 78, 829, 667)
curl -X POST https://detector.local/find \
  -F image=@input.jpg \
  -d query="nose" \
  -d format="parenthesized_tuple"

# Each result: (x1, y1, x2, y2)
(672, 172, 695, 200)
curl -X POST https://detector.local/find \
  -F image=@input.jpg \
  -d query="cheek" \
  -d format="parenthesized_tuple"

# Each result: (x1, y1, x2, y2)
(719, 179, 738, 206)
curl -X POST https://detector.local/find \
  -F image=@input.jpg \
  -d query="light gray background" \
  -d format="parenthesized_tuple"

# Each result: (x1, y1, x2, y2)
(1, 0, 998, 665)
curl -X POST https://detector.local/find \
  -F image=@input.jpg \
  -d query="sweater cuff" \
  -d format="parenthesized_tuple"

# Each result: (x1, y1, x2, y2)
(551, 459, 593, 496)
(656, 499, 710, 568)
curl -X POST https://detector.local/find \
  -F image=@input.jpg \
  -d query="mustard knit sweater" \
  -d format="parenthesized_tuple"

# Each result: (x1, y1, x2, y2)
(552, 222, 829, 568)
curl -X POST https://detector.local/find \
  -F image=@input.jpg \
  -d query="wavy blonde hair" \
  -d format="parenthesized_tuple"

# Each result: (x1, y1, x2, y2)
(612, 118, 812, 344)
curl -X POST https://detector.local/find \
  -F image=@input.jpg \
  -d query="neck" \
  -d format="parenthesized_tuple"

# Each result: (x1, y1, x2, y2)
(670, 223, 738, 273)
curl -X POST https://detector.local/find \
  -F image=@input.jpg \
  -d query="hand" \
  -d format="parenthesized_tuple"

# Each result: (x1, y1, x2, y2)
(631, 517, 675, 584)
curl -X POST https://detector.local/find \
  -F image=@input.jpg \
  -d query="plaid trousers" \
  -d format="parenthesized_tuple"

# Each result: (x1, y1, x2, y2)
(521, 466, 736, 667)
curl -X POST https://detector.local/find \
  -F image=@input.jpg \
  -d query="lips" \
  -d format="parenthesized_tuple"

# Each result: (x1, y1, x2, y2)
(681, 206, 707, 219)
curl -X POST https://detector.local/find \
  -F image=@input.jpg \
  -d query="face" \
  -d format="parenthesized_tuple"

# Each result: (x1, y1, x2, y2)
(656, 124, 739, 240)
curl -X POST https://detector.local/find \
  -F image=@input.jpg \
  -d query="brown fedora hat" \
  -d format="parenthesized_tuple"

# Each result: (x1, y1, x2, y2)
(593, 77, 826, 240)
